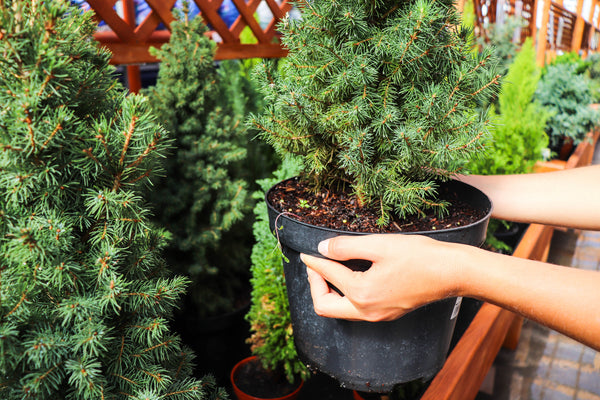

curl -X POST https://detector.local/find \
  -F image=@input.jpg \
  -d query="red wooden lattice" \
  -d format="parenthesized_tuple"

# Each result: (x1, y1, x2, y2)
(86, 0, 291, 91)
(89, 0, 291, 63)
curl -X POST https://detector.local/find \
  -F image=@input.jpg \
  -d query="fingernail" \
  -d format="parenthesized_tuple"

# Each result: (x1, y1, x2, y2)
(318, 239, 329, 256)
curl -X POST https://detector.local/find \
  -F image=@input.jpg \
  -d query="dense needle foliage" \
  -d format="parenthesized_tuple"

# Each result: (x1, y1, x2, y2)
(0, 2, 226, 399)
(144, 9, 254, 318)
(251, 0, 501, 225)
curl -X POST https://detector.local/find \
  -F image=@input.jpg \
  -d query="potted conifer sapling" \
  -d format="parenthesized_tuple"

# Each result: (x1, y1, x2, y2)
(250, 0, 500, 393)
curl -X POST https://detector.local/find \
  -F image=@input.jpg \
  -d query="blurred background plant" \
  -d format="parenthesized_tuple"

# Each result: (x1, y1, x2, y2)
(468, 38, 550, 252)
(534, 57, 600, 154)
(245, 157, 311, 384)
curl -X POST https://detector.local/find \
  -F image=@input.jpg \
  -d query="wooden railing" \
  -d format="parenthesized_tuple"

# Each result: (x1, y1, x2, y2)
(86, 0, 291, 91)
(472, 0, 600, 65)
(546, 2, 578, 52)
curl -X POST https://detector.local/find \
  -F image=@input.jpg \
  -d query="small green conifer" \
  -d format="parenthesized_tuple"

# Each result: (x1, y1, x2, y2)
(246, 159, 310, 384)
(0, 1, 226, 399)
(144, 9, 252, 318)
(251, 0, 501, 225)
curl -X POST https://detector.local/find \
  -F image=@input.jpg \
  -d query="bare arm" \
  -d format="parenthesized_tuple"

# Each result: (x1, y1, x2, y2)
(302, 234, 600, 351)
(457, 165, 600, 229)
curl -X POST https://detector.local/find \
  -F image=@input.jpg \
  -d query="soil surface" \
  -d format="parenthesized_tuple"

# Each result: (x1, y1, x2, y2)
(234, 357, 301, 398)
(267, 177, 486, 233)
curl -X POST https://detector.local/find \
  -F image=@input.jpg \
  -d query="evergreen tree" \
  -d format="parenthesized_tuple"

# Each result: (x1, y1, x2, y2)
(469, 38, 550, 176)
(250, 0, 500, 225)
(143, 9, 252, 318)
(0, 1, 226, 399)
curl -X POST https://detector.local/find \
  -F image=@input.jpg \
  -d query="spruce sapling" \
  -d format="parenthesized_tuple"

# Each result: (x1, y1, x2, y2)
(251, 0, 500, 226)
(0, 1, 227, 399)
(144, 8, 251, 318)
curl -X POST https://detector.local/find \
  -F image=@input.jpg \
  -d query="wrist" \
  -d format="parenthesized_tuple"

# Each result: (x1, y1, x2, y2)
(440, 241, 477, 299)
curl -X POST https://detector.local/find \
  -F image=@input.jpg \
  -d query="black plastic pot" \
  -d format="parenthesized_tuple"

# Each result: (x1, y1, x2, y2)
(493, 222, 529, 250)
(266, 179, 492, 393)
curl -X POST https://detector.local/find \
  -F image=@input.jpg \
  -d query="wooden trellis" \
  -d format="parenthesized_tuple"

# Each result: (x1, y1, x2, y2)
(87, 0, 292, 91)
(473, 0, 600, 65)
(472, 0, 537, 44)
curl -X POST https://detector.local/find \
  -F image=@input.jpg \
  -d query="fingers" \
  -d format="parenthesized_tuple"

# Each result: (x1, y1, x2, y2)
(306, 266, 361, 320)
(300, 253, 355, 295)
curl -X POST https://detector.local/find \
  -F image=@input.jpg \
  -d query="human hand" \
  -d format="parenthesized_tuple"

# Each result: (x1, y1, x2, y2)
(300, 234, 463, 322)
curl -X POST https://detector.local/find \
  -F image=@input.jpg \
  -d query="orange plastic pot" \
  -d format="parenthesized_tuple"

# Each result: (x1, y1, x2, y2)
(230, 356, 304, 400)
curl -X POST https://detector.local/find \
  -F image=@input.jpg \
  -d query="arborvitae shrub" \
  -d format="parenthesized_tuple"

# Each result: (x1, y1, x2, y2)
(246, 158, 310, 384)
(469, 38, 550, 176)
(0, 2, 226, 399)
(250, 0, 500, 225)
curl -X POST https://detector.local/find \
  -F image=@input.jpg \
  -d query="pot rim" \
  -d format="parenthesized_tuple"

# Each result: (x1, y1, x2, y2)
(230, 356, 304, 400)
(265, 177, 493, 236)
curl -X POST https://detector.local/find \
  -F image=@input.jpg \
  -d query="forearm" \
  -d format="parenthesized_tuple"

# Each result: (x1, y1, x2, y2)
(458, 165, 600, 230)
(451, 243, 600, 350)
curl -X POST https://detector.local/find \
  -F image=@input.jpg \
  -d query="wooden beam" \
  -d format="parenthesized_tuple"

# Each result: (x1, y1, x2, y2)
(571, 0, 587, 52)
(537, 0, 553, 65)
(421, 304, 516, 400)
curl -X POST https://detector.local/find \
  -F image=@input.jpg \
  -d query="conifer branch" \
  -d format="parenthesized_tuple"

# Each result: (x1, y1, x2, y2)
(470, 75, 501, 97)
(5, 291, 26, 318)
(124, 133, 160, 170)
(95, 131, 114, 164)
(82, 148, 108, 171)
(112, 373, 138, 386)
(119, 115, 138, 166)
(41, 121, 62, 149)
(164, 386, 201, 397)
(139, 340, 173, 355)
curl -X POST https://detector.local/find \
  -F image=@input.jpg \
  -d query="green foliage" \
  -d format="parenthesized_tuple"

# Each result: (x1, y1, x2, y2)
(246, 158, 310, 384)
(144, 10, 263, 318)
(544, 51, 592, 75)
(0, 1, 226, 399)
(469, 38, 550, 176)
(476, 15, 528, 80)
(534, 62, 600, 149)
(250, 0, 500, 225)
(469, 39, 549, 253)
(582, 52, 600, 102)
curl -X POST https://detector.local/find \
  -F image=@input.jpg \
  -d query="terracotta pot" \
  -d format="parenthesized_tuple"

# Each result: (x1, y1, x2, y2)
(230, 356, 304, 400)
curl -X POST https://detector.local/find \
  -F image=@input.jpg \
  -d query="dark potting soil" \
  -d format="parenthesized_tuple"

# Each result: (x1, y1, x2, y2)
(234, 358, 301, 398)
(268, 177, 486, 233)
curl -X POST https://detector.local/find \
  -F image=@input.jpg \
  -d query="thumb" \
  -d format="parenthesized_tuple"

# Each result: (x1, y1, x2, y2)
(319, 235, 385, 262)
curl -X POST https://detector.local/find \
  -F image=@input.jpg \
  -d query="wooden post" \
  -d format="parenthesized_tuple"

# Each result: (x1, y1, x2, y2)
(571, 0, 587, 53)
(122, 0, 141, 93)
(537, 0, 553, 65)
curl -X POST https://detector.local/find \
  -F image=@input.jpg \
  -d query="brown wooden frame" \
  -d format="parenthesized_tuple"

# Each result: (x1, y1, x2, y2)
(86, 0, 292, 91)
